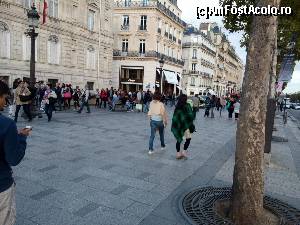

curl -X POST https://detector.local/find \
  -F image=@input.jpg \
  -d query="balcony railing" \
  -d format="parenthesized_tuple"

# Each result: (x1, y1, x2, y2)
(157, 28, 161, 34)
(139, 25, 147, 31)
(113, 50, 185, 66)
(190, 70, 200, 74)
(121, 25, 129, 31)
(114, 0, 187, 27)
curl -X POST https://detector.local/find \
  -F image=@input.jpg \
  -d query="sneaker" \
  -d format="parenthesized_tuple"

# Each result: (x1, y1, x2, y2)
(148, 150, 154, 155)
(161, 146, 166, 150)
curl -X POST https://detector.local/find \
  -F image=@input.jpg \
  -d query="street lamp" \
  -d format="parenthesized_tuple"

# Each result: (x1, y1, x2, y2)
(26, 4, 40, 88)
(159, 57, 165, 94)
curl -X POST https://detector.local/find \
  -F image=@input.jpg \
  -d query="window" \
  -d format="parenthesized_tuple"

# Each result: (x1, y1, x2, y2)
(48, 0, 58, 17)
(48, 35, 60, 64)
(123, 15, 129, 26)
(192, 63, 197, 71)
(142, 0, 149, 6)
(88, 9, 95, 31)
(124, 0, 131, 6)
(86, 46, 96, 70)
(122, 39, 128, 52)
(72, 5, 78, 19)
(140, 15, 147, 30)
(0, 22, 10, 59)
(22, 35, 37, 61)
(139, 39, 145, 54)
(87, 82, 94, 90)
(191, 77, 195, 86)
(193, 49, 197, 58)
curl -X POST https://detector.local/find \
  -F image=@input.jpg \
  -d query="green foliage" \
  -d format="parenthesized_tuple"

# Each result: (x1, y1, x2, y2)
(220, 0, 300, 61)
(287, 92, 300, 102)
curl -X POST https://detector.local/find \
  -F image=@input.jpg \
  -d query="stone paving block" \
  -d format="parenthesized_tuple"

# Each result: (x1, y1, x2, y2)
(30, 188, 57, 200)
(123, 202, 155, 218)
(120, 187, 166, 206)
(79, 176, 120, 192)
(110, 184, 131, 195)
(70, 174, 92, 183)
(75, 189, 135, 211)
(73, 202, 100, 217)
(38, 165, 58, 173)
(100, 163, 116, 170)
(68, 156, 86, 163)
(15, 217, 39, 225)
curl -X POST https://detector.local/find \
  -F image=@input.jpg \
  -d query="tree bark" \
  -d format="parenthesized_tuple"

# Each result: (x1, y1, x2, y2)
(231, 0, 280, 224)
(265, 27, 278, 154)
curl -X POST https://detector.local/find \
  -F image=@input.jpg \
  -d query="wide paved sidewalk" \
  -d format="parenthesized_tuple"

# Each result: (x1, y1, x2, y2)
(10, 108, 237, 225)
(7, 107, 299, 225)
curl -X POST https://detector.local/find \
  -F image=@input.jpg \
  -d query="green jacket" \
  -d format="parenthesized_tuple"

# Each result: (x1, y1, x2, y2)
(171, 104, 195, 143)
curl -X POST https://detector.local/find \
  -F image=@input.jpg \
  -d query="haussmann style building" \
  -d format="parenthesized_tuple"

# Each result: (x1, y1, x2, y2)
(112, 0, 186, 94)
(0, 0, 113, 90)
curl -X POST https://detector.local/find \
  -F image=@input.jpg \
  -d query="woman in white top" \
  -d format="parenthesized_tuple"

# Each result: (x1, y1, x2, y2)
(147, 92, 168, 154)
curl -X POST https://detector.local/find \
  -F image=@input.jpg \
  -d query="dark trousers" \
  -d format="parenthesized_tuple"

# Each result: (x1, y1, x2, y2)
(95, 98, 100, 107)
(78, 101, 90, 113)
(45, 103, 54, 121)
(228, 109, 234, 118)
(235, 113, 239, 119)
(15, 104, 32, 122)
(176, 139, 191, 152)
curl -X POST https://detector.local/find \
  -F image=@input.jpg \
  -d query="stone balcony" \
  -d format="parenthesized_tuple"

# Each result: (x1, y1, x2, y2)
(113, 50, 185, 66)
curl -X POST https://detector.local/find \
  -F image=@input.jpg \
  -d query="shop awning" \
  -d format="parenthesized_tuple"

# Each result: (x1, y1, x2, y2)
(163, 70, 178, 85)
(121, 66, 144, 70)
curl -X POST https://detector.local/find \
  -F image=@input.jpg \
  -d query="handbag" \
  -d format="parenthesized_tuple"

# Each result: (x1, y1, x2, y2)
(64, 92, 71, 99)
(19, 95, 32, 102)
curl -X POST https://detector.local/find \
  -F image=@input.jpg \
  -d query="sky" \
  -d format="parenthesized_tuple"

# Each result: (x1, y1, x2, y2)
(177, 0, 300, 94)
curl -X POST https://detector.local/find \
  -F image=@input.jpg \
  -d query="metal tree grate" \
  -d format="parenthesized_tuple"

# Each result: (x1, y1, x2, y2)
(181, 187, 300, 225)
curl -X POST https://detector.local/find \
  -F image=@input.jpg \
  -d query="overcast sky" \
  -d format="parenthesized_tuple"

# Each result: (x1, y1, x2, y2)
(177, 0, 300, 94)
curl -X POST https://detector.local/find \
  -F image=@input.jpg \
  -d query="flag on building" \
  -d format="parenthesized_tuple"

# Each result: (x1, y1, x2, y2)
(42, 0, 48, 24)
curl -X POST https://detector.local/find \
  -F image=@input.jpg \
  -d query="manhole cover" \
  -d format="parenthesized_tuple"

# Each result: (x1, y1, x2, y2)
(181, 187, 300, 225)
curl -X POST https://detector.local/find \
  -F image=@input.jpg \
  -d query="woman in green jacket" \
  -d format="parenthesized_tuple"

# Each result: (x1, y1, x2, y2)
(171, 94, 195, 159)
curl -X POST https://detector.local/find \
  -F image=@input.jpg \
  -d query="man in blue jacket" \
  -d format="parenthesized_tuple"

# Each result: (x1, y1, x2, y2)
(0, 80, 31, 225)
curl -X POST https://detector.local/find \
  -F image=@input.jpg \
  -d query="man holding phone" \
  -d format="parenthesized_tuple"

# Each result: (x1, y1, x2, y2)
(0, 80, 31, 225)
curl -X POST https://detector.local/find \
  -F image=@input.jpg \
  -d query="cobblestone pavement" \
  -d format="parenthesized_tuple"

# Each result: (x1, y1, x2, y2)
(3, 107, 299, 225)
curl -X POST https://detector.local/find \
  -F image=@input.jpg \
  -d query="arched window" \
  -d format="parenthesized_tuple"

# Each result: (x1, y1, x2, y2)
(87, 45, 96, 70)
(48, 35, 60, 64)
(0, 22, 10, 59)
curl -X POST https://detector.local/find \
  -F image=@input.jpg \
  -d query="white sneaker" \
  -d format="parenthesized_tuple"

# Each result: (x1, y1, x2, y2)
(148, 150, 154, 155)
(161, 146, 166, 151)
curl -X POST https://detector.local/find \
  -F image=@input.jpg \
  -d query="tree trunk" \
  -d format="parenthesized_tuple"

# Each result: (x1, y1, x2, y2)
(231, 0, 280, 224)
(265, 28, 278, 154)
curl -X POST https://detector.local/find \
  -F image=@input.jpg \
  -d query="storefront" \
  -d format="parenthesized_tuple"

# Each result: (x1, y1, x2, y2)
(120, 66, 144, 92)
(156, 69, 180, 95)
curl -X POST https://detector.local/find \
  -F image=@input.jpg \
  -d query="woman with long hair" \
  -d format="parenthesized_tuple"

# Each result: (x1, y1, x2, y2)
(147, 92, 168, 154)
(171, 94, 195, 159)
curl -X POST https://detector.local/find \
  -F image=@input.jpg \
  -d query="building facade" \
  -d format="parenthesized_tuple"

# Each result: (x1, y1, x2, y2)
(182, 23, 244, 97)
(0, 0, 113, 89)
(182, 26, 216, 96)
(112, 0, 186, 94)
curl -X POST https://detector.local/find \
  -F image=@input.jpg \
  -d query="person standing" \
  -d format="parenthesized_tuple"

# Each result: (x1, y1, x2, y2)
(204, 95, 211, 117)
(219, 96, 226, 117)
(227, 97, 235, 119)
(95, 89, 100, 108)
(234, 100, 240, 120)
(143, 90, 151, 113)
(147, 92, 168, 154)
(77, 85, 91, 113)
(14, 80, 32, 123)
(44, 84, 57, 122)
(210, 95, 216, 118)
(54, 83, 62, 111)
(191, 94, 200, 119)
(0, 80, 31, 225)
(171, 94, 195, 160)
(72, 88, 81, 111)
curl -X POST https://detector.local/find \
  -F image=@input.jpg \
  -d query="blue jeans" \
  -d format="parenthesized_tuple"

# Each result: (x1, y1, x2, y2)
(143, 102, 150, 113)
(149, 120, 165, 151)
(78, 101, 90, 113)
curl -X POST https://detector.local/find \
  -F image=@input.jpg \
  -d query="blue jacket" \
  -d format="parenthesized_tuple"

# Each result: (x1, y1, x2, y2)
(0, 113, 27, 192)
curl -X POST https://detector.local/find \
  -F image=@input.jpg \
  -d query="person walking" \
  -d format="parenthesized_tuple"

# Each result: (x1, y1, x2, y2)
(77, 85, 91, 113)
(0, 80, 31, 225)
(143, 90, 151, 113)
(219, 96, 226, 117)
(95, 89, 100, 108)
(204, 95, 211, 117)
(54, 83, 62, 111)
(14, 80, 32, 123)
(44, 84, 57, 122)
(171, 94, 195, 160)
(63, 85, 72, 110)
(227, 97, 235, 119)
(72, 88, 81, 111)
(210, 95, 216, 118)
(191, 94, 200, 119)
(147, 92, 168, 154)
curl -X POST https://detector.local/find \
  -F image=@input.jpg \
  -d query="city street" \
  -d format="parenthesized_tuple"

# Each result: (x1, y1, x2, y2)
(289, 109, 300, 122)
(4, 108, 300, 225)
